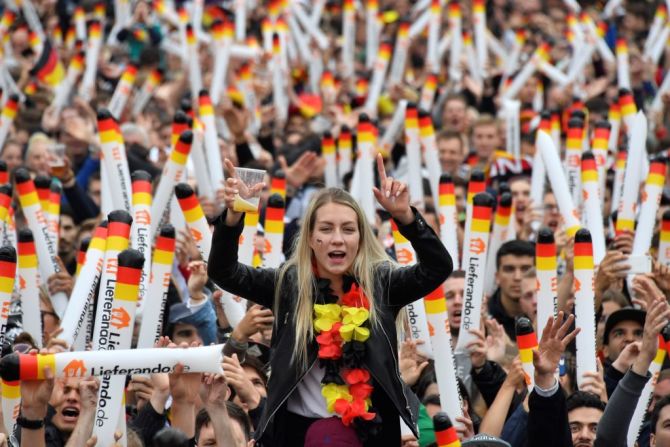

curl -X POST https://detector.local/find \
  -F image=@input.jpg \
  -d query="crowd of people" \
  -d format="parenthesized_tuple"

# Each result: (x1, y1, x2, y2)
(1, 0, 670, 446)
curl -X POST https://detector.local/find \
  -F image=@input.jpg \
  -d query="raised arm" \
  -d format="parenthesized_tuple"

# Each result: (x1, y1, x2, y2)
(372, 154, 452, 306)
(207, 159, 277, 308)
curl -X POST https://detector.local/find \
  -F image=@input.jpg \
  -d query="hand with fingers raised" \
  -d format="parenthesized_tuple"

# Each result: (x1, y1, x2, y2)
(632, 297, 670, 376)
(372, 153, 413, 225)
(222, 158, 265, 226)
(533, 312, 580, 390)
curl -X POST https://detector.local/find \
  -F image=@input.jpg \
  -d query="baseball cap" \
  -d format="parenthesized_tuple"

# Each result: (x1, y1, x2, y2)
(603, 308, 646, 345)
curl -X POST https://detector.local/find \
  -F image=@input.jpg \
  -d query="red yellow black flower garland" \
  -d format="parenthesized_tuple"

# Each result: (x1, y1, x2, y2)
(313, 282, 377, 428)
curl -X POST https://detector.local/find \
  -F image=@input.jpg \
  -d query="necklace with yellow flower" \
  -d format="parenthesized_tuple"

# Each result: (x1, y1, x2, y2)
(312, 276, 380, 437)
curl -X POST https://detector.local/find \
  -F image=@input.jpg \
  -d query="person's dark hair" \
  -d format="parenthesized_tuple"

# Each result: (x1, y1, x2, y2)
(422, 393, 441, 407)
(195, 402, 252, 443)
(242, 354, 269, 387)
(652, 395, 670, 434)
(436, 130, 463, 147)
(566, 391, 606, 413)
(152, 427, 190, 447)
(413, 361, 436, 401)
(495, 240, 535, 269)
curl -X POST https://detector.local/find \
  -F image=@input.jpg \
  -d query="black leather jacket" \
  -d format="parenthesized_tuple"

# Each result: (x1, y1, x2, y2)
(208, 209, 453, 446)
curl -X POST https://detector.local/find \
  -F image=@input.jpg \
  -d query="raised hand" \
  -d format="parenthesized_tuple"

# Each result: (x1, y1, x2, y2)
(372, 153, 413, 225)
(533, 312, 580, 389)
(632, 297, 670, 376)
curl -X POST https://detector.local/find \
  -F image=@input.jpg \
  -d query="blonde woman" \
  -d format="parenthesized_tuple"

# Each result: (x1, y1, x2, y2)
(209, 155, 453, 446)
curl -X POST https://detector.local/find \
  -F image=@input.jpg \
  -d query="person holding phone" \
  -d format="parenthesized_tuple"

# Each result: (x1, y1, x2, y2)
(209, 154, 453, 446)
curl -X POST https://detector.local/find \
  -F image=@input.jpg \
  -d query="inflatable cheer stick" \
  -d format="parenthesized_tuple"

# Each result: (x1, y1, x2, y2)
(175, 183, 212, 263)
(484, 193, 513, 297)
(15, 169, 67, 318)
(455, 193, 495, 352)
(433, 412, 461, 447)
(264, 194, 285, 268)
(150, 131, 192, 236)
(536, 229, 558, 340)
(581, 152, 606, 264)
(131, 171, 153, 312)
(574, 229, 598, 389)
(137, 225, 176, 349)
(92, 211, 132, 351)
(425, 286, 463, 422)
(0, 345, 224, 380)
(60, 222, 107, 347)
(516, 317, 538, 391)
(0, 247, 15, 348)
(537, 132, 580, 237)
(438, 174, 459, 271)
(18, 229, 41, 347)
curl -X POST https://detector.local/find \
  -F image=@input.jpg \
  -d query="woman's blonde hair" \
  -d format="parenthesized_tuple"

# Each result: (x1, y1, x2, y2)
(275, 188, 391, 368)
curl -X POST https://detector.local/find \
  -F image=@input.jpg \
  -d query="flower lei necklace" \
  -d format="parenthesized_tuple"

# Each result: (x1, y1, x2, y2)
(312, 276, 379, 433)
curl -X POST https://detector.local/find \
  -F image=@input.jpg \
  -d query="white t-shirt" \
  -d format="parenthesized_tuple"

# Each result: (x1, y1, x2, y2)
(286, 363, 332, 418)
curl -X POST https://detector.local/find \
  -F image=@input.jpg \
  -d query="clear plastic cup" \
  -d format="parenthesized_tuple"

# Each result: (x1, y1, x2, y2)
(233, 167, 266, 213)
(47, 143, 67, 177)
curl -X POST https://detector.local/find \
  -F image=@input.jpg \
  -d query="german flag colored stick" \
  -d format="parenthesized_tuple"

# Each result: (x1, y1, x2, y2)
(461, 170, 486, 269)
(632, 158, 667, 258)
(473, 0, 487, 77)
(537, 131, 581, 237)
(108, 64, 137, 119)
(76, 237, 89, 279)
(581, 152, 606, 263)
(363, 42, 392, 118)
(0, 185, 13, 247)
(270, 170, 286, 201)
(92, 249, 144, 444)
(239, 210, 259, 267)
(131, 171, 153, 312)
(18, 229, 41, 347)
(15, 168, 67, 318)
(404, 104, 424, 209)
(0, 246, 15, 348)
(455, 193, 494, 352)
(616, 38, 631, 90)
(619, 88, 637, 132)
(210, 20, 233, 106)
(425, 286, 463, 422)
(608, 102, 621, 153)
(0, 161, 8, 186)
(502, 43, 548, 100)
(616, 112, 646, 235)
(264, 194, 285, 268)
(197, 91, 225, 194)
(645, 4, 668, 57)
(48, 183, 61, 249)
(322, 132, 338, 188)
(0, 94, 19, 151)
(433, 412, 461, 447)
(659, 210, 670, 266)
(175, 183, 212, 263)
(59, 220, 108, 346)
(448, 2, 463, 82)
(484, 193, 513, 297)
(97, 110, 133, 213)
(189, 117, 215, 201)
(419, 110, 441, 208)
(271, 33, 288, 123)
(565, 117, 584, 206)
(438, 174, 460, 271)
(34, 175, 54, 244)
(291, 1, 329, 50)
(536, 229, 558, 339)
(350, 115, 377, 224)
(627, 330, 670, 445)
(337, 127, 353, 186)
(341, 0, 356, 77)
(132, 68, 163, 117)
(516, 317, 538, 390)
(426, 0, 441, 74)
(365, 0, 380, 69)
(137, 225, 176, 349)
(389, 21, 409, 84)
(80, 20, 103, 101)
(530, 112, 551, 230)
(0, 344, 224, 381)
(592, 121, 611, 197)
(574, 229, 598, 388)
(52, 46, 86, 112)
(150, 131, 192, 236)
(1, 379, 20, 435)
(611, 147, 627, 235)
(92, 211, 132, 351)
(186, 24, 203, 102)
(392, 220, 434, 359)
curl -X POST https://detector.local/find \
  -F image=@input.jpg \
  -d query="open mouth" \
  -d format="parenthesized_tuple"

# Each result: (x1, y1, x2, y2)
(328, 251, 346, 262)
(61, 407, 80, 422)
